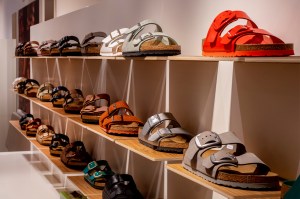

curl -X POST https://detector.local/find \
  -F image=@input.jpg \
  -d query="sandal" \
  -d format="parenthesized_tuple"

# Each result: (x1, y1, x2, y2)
(282, 175, 300, 199)
(49, 133, 70, 156)
(36, 124, 55, 146)
(182, 131, 280, 190)
(15, 42, 25, 56)
(63, 89, 84, 114)
(17, 79, 40, 95)
(58, 36, 82, 56)
(25, 118, 42, 136)
(39, 40, 57, 56)
(49, 40, 60, 56)
(81, 32, 107, 56)
(50, 86, 70, 107)
(36, 82, 54, 102)
(138, 112, 192, 153)
(80, 94, 110, 124)
(122, 19, 181, 56)
(103, 174, 144, 199)
(100, 28, 129, 56)
(12, 77, 27, 91)
(60, 141, 92, 169)
(83, 160, 114, 189)
(23, 41, 39, 56)
(19, 113, 34, 130)
(99, 101, 143, 136)
(202, 10, 294, 57)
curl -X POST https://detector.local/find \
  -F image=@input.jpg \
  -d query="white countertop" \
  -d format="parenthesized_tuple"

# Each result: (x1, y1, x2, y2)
(0, 151, 59, 199)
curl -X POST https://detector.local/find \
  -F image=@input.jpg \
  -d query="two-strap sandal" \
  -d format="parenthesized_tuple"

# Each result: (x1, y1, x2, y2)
(58, 36, 82, 56)
(83, 160, 114, 190)
(100, 28, 129, 56)
(39, 40, 57, 56)
(182, 131, 280, 190)
(103, 174, 144, 199)
(122, 19, 181, 56)
(19, 113, 34, 130)
(81, 32, 107, 56)
(17, 79, 40, 96)
(50, 86, 70, 107)
(12, 77, 27, 91)
(25, 118, 42, 136)
(202, 10, 294, 57)
(49, 133, 70, 156)
(63, 89, 84, 114)
(23, 41, 39, 56)
(36, 124, 55, 146)
(60, 141, 92, 169)
(139, 112, 192, 153)
(80, 94, 110, 124)
(36, 82, 54, 102)
(99, 101, 143, 136)
(15, 42, 25, 56)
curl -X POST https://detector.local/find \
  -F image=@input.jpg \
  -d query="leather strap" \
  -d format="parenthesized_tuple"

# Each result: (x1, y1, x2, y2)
(102, 115, 143, 129)
(81, 32, 107, 45)
(99, 101, 132, 125)
(147, 127, 191, 142)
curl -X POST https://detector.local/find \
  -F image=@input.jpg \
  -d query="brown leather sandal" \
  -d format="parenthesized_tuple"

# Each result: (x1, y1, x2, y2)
(25, 118, 42, 136)
(23, 41, 39, 56)
(81, 32, 107, 56)
(39, 40, 57, 56)
(63, 89, 84, 114)
(36, 124, 55, 146)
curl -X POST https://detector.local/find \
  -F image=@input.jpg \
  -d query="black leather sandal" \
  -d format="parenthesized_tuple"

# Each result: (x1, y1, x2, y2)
(58, 36, 82, 56)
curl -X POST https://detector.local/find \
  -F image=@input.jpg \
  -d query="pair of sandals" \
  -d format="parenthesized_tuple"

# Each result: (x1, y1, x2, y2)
(50, 86, 84, 114)
(16, 78, 40, 97)
(15, 41, 39, 56)
(100, 19, 181, 56)
(182, 131, 280, 190)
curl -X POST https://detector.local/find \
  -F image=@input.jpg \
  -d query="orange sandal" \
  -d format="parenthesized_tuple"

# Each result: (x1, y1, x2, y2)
(202, 10, 294, 57)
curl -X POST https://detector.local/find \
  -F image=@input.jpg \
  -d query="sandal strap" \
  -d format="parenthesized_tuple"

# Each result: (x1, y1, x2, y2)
(58, 36, 81, 53)
(39, 40, 56, 50)
(23, 41, 39, 51)
(102, 115, 143, 130)
(183, 131, 246, 168)
(125, 19, 162, 36)
(105, 174, 136, 190)
(141, 112, 180, 137)
(83, 160, 110, 174)
(81, 32, 107, 46)
(201, 150, 270, 179)
(99, 101, 133, 125)
(147, 127, 192, 142)
(51, 86, 69, 102)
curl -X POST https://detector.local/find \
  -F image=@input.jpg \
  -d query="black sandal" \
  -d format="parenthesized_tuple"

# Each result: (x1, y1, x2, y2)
(58, 36, 82, 56)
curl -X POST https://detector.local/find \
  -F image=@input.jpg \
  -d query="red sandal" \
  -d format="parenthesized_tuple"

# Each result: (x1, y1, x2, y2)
(202, 10, 294, 57)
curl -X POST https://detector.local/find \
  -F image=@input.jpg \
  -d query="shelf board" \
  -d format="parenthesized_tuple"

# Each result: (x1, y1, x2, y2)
(9, 120, 36, 140)
(30, 139, 49, 149)
(244, 56, 300, 63)
(67, 176, 102, 197)
(40, 148, 60, 160)
(68, 117, 137, 142)
(167, 55, 244, 62)
(167, 163, 280, 199)
(115, 139, 183, 161)
(50, 158, 83, 175)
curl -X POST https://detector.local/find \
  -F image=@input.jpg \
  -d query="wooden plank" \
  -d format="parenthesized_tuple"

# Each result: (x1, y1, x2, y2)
(167, 56, 243, 62)
(50, 158, 83, 175)
(167, 163, 281, 199)
(68, 176, 102, 197)
(40, 148, 60, 160)
(115, 139, 183, 161)
(30, 139, 49, 149)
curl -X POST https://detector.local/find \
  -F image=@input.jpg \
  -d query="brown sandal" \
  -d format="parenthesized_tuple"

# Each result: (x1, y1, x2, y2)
(23, 41, 39, 56)
(81, 32, 107, 56)
(25, 118, 42, 136)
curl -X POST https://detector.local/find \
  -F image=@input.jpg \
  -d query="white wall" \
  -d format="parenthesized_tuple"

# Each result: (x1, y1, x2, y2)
(55, 0, 100, 17)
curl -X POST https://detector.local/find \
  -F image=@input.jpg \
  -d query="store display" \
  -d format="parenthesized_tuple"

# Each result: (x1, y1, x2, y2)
(23, 41, 39, 56)
(83, 160, 114, 189)
(63, 89, 84, 114)
(60, 141, 92, 169)
(80, 93, 110, 124)
(81, 32, 107, 56)
(25, 118, 42, 136)
(103, 174, 144, 199)
(99, 100, 143, 136)
(122, 19, 181, 56)
(39, 40, 57, 56)
(202, 10, 294, 57)
(182, 131, 280, 190)
(36, 82, 54, 102)
(19, 113, 34, 130)
(282, 175, 300, 199)
(49, 133, 70, 156)
(12, 77, 27, 90)
(51, 86, 70, 107)
(138, 112, 192, 153)
(58, 36, 81, 56)
(36, 124, 55, 146)
(100, 28, 128, 56)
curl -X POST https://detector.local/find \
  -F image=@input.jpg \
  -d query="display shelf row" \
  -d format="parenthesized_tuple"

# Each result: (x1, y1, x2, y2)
(15, 55, 300, 63)
(9, 119, 281, 199)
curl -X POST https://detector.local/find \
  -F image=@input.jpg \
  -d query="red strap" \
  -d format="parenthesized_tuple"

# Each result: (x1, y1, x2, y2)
(99, 101, 132, 125)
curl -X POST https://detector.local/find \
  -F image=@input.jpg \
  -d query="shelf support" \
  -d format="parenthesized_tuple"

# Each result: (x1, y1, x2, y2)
(125, 149, 130, 174)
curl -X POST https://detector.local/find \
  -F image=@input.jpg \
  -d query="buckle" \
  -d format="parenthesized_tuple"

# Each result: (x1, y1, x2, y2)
(195, 131, 221, 149)
(148, 114, 161, 127)
(210, 153, 238, 165)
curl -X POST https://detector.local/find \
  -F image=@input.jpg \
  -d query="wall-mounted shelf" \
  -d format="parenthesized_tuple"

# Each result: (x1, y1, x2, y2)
(67, 176, 102, 198)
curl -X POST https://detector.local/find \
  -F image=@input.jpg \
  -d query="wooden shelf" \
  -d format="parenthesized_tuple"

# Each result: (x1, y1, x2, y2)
(115, 139, 183, 161)
(50, 158, 83, 175)
(40, 148, 60, 160)
(244, 56, 300, 63)
(167, 55, 244, 62)
(30, 139, 49, 149)
(167, 163, 280, 199)
(9, 120, 36, 140)
(69, 117, 137, 142)
(67, 176, 102, 198)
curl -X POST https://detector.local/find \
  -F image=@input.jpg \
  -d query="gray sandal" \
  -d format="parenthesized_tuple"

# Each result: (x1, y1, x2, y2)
(182, 131, 280, 190)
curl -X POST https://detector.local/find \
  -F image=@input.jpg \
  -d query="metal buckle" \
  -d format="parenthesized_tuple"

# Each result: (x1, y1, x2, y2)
(195, 131, 221, 149)
(210, 153, 238, 165)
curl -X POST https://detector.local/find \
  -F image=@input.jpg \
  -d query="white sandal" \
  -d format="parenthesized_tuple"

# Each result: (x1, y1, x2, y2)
(100, 28, 128, 56)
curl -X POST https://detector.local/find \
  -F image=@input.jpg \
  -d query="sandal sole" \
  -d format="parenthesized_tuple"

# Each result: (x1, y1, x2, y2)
(138, 137, 184, 153)
(123, 50, 181, 57)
